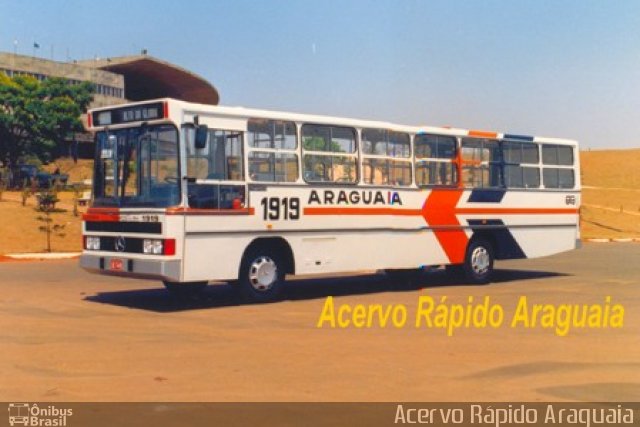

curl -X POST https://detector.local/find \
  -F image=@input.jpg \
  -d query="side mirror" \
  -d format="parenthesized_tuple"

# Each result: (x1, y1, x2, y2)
(195, 125, 208, 149)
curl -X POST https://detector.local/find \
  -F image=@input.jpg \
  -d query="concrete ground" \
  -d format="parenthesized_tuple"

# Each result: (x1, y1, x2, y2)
(0, 243, 638, 402)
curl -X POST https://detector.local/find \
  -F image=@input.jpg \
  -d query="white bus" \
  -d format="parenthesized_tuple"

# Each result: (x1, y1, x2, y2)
(80, 99, 580, 301)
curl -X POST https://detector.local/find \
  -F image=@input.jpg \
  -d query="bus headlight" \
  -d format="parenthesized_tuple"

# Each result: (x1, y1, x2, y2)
(85, 236, 101, 251)
(143, 239, 164, 254)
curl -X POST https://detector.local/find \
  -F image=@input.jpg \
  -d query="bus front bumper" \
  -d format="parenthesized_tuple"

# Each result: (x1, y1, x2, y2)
(80, 254, 181, 282)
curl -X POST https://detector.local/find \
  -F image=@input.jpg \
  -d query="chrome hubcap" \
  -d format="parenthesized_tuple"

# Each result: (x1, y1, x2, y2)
(248, 256, 278, 291)
(471, 246, 490, 275)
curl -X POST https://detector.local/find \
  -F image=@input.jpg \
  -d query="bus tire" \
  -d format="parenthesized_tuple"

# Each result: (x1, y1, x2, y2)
(238, 246, 286, 303)
(163, 281, 207, 297)
(463, 238, 494, 284)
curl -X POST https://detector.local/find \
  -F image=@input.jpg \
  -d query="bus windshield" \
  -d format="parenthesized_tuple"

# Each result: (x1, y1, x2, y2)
(93, 124, 180, 207)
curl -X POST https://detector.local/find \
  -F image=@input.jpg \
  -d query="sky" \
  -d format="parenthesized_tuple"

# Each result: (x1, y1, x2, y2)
(1, 0, 639, 149)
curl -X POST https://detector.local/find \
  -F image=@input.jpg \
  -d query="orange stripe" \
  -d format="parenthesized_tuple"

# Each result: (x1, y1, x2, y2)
(303, 207, 578, 216)
(461, 159, 482, 166)
(84, 206, 256, 219)
(468, 130, 498, 138)
(304, 207, 422, 216)
(166, 207, 255, 216)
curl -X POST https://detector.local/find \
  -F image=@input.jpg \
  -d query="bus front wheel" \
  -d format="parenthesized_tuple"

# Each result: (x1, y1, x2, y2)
(238, 247, 286, 303)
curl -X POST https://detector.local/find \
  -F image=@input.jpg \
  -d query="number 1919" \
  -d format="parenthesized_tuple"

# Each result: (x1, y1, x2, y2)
(261, 197, 300, 220)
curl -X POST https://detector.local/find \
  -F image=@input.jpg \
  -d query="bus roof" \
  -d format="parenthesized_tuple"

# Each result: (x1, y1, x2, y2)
(88, 98, 578, 146)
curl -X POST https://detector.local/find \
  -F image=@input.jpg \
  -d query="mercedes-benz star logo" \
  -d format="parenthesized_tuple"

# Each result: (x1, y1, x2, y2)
(114, 236, 126, 252)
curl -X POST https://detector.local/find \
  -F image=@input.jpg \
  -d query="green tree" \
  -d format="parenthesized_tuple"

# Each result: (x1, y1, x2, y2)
(0, 74, 94, 167)
(36, 190, 65, 253)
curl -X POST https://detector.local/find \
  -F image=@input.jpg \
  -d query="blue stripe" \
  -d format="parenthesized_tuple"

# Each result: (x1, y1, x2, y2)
(467, 189, 506, 203)
(503, 133, 534, 142)
(467, 219, 527, 260)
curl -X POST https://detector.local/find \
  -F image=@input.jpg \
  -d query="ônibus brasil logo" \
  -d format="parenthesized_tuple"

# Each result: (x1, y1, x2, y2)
(7, 403, 72, 426)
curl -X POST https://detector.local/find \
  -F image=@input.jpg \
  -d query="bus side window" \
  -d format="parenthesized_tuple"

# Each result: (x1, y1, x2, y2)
(185, 127, 246, 209)
(247, 118, 299, 183)
(362, 128, 412, 187)
(503, 141, 540, 189)
(186, 128, 244, 181)
(541, 144, 574, 189)
(220, 185, 245, 209)
(460, 138, 501, 188)
(187, 183, 245, 209)
(414, 133, 457, 187)
(301, 124, 358, 184)
(187, 183, 220, 209)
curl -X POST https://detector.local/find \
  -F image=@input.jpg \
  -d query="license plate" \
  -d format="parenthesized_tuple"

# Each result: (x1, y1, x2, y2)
(110, 258, 124, 271)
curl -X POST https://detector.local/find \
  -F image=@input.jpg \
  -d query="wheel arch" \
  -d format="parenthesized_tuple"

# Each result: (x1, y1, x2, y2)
(470, 227, 526, 260)
(241, 236, 295, 275)
(469, 231, 498, 256)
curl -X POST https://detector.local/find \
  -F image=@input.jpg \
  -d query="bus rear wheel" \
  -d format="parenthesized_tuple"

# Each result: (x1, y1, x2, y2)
(238, 247, 286, 303)
(463, 238, 494, 284)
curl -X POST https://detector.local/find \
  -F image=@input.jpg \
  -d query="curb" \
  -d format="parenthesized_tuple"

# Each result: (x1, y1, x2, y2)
(3, 252, 81, 260)
(584, 238, 640, 243)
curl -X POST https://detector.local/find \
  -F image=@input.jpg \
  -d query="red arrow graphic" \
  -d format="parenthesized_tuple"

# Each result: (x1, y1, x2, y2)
(421, 189, 468, 264)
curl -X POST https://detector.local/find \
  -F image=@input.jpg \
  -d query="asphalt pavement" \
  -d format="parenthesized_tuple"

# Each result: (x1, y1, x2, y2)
(0, 243, 638, 402)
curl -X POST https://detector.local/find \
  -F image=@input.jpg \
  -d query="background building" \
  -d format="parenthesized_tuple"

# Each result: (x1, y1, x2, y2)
(0, 51, 219, 158)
